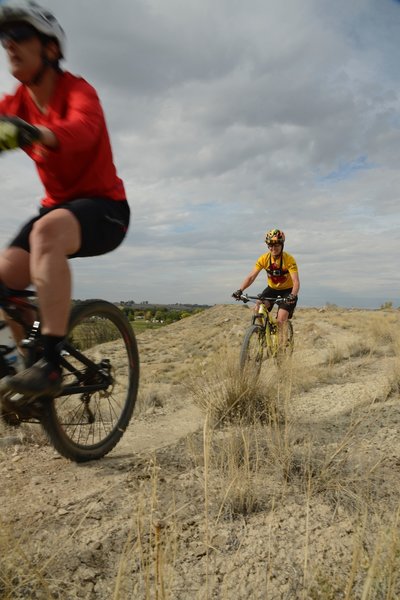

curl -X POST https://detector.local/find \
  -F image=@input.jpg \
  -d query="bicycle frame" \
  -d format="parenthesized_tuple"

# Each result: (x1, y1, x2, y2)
(0, 286, 139, 461)
(0, 286, 112, 411)
(238, 293, 293, 360)
(249, 302, 276, 355)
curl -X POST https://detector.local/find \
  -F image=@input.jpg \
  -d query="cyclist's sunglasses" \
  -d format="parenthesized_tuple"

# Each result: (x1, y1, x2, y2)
(268, 242, 282, 248)
(0, 24, 38, 46)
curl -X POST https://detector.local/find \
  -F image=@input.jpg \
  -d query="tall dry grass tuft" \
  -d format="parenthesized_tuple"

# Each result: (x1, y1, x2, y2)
(371, 360, 400, 403)
(326, 338, 373, 366)
(207, 424, 271, 519)
(189, 348, 281, 425)
(135, 385, 165, 415)
(0, 516, 68, 599)
(113, 457, 181, 600)
(186, 348, 296, 518)
(302, 508, 400, 599)
(192, 349, 304, 517)
(357, 508, 400, 599)
(357, 311, 400, 356)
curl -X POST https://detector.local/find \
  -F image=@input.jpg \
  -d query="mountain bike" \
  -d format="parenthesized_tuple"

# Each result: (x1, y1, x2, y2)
(238, 294, 294, 372)
(0, 285, 139, 462)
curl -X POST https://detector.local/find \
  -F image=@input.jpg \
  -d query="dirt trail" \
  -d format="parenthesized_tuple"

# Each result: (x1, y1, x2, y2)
(116, 403, 203, 455)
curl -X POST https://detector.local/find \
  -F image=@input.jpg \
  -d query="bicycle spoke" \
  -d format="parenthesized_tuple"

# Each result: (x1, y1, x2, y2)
(240, 325, 265, 373)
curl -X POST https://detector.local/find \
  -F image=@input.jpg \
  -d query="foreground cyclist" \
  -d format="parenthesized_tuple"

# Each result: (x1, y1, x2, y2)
(232, 229, 300, 341)
(0, 1, 129, 402)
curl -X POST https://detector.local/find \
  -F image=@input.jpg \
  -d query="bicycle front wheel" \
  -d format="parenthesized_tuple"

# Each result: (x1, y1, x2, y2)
(239, 325, 266, 373)
(287, 320, 294, 354)
(41, 300, 139, 462)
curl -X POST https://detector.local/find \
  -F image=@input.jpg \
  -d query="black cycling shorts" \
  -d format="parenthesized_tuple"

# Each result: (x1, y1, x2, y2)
(259, 286, 297, 318)
(8, 197, 130, 258)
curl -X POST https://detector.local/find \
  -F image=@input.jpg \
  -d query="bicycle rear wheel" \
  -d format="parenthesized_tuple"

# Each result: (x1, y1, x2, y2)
(239, 325, 266, 373)
(41, 300, 139, 462)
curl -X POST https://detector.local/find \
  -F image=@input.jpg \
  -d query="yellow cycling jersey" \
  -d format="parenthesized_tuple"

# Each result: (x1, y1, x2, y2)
(255, 251, 298, 290)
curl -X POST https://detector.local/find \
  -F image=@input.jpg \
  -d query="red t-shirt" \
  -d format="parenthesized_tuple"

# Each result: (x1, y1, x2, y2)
(0, 71, 126, 207)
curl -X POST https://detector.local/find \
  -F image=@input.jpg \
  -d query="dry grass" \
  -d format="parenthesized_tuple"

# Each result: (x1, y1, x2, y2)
(0, 515, 75, 598)
(136, 385, 165, 415)
(181, 314, 400, 596)
(3, 305, 400, 599)
(326, 339, 372, 365)
(188, 348, 282, 425)
(356, 311, 400, 352)
(113, 458, 181, 599)
(196, 371, 368, 520)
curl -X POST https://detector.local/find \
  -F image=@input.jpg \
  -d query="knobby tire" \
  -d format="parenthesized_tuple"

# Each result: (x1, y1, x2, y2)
(239, 325, 265, 373)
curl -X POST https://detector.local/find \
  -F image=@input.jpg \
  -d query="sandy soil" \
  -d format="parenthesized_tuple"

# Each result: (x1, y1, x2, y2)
(1, 304, 400, 599)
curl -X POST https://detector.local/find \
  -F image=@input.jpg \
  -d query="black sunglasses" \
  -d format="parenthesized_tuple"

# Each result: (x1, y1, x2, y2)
(268, 243, 282, 248)
(0, 24, 38, 46)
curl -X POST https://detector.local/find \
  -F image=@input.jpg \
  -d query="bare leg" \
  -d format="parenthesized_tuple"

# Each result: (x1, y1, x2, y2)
(0, 247, 32, 342)
(277, 308, 290, 349)
(0, 246, 31, 289)
(0, 213, 81, 400)
(29, 209, 81, 336)
(254, 299, 271, 314)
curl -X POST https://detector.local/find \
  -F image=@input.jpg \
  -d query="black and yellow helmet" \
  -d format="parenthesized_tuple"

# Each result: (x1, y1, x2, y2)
(265, 228, 285, 245)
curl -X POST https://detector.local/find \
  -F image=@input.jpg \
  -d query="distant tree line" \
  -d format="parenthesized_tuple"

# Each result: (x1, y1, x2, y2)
(120, 306, 206, 324)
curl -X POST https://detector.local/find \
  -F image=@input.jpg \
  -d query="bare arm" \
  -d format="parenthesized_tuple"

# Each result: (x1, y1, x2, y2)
(238, 267, 261, 292)
(290, 272, 300, 296)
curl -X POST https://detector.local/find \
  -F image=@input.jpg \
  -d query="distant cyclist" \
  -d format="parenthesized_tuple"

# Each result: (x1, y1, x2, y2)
(0, 1, 129, 402)
(232, 228, 300, 336)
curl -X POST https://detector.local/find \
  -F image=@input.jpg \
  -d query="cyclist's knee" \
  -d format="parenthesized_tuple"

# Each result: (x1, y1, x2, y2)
(0, 248, 30, 289)
(30, 211, 80, 255)
(277, 308, 290, 323)
(254, 299, 269, 314)
(31, 214, 58, 240)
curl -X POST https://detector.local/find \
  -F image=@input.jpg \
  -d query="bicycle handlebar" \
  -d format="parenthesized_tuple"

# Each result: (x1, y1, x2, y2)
(236, 293, 287, 304)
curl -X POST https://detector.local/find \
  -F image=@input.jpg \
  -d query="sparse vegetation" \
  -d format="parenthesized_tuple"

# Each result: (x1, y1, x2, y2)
(380, 301, 394, 310)
(120, 305, 208, 332)
(2, 304, 400, 598)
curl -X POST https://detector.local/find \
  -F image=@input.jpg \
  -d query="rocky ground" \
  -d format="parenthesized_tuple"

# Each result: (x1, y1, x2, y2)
(1, 304, 400, 599)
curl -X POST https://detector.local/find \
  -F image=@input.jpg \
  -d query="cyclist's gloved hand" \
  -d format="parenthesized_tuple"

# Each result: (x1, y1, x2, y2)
(232, 289, 243, 300)
(0, 116, 41, 152)
(285, 293, 297, 305)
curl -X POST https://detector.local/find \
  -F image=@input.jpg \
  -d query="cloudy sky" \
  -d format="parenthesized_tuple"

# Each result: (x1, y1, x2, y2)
(1, 0, 400, 308)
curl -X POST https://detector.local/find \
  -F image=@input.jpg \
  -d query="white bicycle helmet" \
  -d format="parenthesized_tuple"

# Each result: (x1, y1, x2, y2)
(0, 0, 65, 57)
